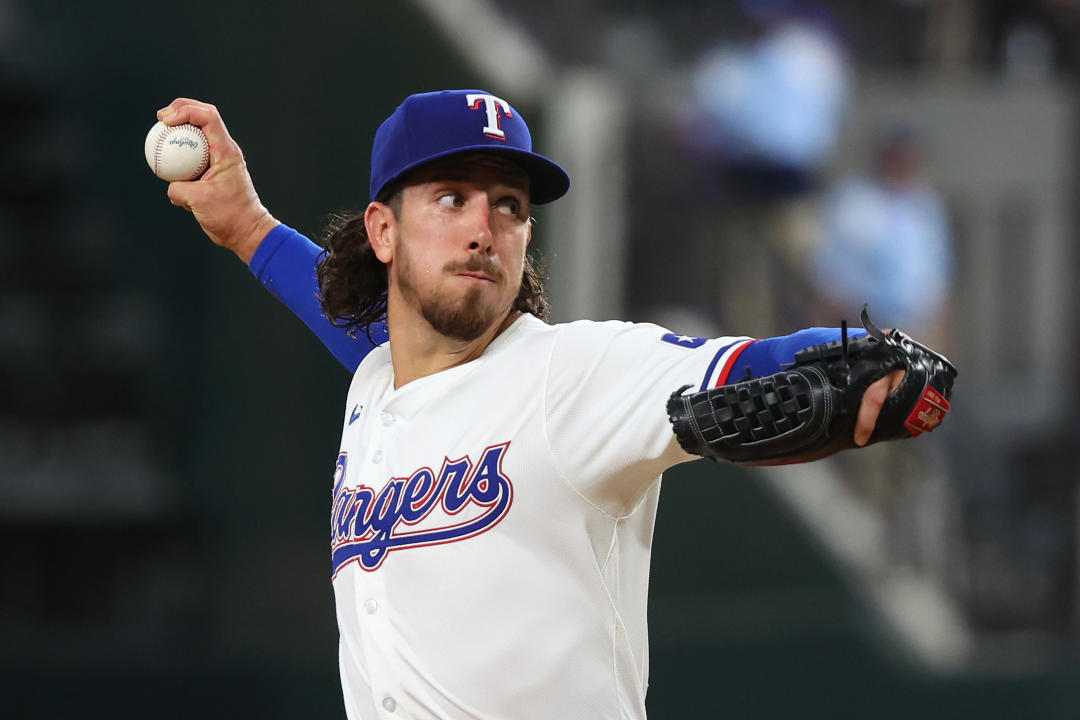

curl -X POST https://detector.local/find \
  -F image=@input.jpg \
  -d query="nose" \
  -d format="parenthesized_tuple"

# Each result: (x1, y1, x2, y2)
(466, 199, 495, 254)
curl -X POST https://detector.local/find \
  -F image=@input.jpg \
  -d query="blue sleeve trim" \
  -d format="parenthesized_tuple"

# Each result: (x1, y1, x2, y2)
(248, 223, 293, 282)
(247, 223, 386, 373)
(735, 327, 867, 380)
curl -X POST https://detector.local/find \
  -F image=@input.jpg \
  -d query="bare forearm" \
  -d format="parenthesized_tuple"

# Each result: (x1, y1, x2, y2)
(217, 207, 281, 265)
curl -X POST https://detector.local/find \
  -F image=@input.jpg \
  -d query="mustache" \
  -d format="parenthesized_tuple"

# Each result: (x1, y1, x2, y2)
(444, 255, 503, 281)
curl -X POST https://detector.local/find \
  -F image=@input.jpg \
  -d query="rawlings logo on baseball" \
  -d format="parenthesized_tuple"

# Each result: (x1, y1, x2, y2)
(168, 136, 199, 150)
(330, 442, 514, 575)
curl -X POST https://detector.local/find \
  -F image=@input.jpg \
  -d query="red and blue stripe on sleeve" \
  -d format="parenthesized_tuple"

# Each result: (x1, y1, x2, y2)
(700, 327, 866, 390)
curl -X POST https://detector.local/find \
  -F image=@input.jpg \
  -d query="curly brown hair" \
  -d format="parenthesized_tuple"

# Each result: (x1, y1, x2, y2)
(317, 187, 550, 339)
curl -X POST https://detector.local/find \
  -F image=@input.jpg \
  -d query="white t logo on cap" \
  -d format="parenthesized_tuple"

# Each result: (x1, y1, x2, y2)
(466, 93, 512, 140)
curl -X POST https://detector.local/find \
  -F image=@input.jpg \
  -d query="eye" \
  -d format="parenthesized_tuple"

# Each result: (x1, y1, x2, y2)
(437, 193, 464, 209)
(495, 197, 524, 217)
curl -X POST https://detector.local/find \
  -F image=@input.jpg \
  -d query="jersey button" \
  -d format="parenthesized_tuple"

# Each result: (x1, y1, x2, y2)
(363, 598, 378, 615)
(381, 412, 394, 426)
(372, 450, 383, 464)
(381, 696, 397, 713)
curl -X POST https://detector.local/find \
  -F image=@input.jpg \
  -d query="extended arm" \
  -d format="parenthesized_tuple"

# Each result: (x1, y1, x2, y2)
(668, 310, 955, 464)
(710, 326, 865, 382)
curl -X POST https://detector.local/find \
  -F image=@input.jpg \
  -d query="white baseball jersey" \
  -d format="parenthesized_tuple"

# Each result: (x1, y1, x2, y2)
(330, 313, 753, 719)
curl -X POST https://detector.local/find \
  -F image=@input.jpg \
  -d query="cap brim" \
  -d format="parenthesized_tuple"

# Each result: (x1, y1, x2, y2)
(377, 145, 570, 205)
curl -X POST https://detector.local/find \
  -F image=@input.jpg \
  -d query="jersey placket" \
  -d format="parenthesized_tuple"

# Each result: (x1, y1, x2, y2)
(354, 399, 408, 717)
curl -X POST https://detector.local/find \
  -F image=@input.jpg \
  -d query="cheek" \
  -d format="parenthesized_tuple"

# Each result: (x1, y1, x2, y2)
(500, 226, 529, 259)
(503, 245, 528, 295)
(395, 225, 443, 277)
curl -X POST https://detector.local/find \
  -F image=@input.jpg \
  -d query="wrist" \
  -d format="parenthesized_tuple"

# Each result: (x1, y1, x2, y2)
(231, 210, 280, 265)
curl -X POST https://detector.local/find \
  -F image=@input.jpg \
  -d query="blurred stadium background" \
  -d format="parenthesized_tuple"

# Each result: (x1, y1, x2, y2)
(2, 0, 1080, 717)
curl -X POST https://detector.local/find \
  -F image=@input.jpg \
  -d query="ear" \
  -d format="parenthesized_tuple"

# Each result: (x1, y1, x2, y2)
(365, 201, 396, 263)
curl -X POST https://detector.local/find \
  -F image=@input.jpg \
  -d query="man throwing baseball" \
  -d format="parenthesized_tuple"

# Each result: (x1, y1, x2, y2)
(157, 90, 955, 720)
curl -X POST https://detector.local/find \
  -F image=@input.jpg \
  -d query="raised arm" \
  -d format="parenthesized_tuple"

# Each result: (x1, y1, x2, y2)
(155, 98, 383, 372)
(155, 99, 277, 263)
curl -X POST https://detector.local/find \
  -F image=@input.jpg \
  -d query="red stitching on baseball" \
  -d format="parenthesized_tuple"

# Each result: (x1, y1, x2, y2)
(154, 124, 171, 177)
(197, 131, 209, 180)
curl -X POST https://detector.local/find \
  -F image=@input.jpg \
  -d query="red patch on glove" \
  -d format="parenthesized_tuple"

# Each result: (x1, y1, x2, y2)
(904, 386, 950, 436)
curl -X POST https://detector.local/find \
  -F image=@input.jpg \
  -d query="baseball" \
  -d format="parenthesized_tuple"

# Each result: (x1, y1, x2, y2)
(144, 121, 210, 182)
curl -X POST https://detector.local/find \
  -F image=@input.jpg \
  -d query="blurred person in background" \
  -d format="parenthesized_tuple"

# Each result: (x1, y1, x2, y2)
(685, 0, 850, 199)
(678, 0, 851, 335)
(807, 124, 954, 354)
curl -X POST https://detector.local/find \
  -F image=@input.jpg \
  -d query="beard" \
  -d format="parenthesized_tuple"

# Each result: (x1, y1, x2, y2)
(396, 244, 517, 342)
(419, 287, 493, 342)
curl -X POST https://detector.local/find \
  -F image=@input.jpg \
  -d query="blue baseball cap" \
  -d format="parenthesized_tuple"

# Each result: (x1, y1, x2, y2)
(369, 89, 571, 205)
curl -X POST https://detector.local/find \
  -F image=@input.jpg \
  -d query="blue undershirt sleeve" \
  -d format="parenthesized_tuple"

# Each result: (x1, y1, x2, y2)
(734, 327, 868, 380)
(248, 223, 387, 373)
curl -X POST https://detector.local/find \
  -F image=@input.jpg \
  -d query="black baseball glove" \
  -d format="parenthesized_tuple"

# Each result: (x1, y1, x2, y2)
(666, 308, 957, 465)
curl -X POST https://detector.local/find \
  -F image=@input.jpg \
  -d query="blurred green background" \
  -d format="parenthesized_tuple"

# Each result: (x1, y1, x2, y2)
(3, 1, 1080, 718)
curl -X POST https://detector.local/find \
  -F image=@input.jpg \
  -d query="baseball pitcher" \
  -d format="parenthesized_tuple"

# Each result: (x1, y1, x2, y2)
(156, 89, 955, 719)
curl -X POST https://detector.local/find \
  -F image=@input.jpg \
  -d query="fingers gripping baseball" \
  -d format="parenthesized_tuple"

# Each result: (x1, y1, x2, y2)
(158, 100, 237, 166)
(155, 98, 278, 263)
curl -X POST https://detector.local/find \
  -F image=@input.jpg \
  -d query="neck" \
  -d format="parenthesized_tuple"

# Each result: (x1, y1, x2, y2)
(385, 299, 522, 388)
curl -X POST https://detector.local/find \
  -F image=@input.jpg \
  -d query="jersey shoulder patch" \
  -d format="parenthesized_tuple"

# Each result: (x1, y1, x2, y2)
(660, 332, 707, 349)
